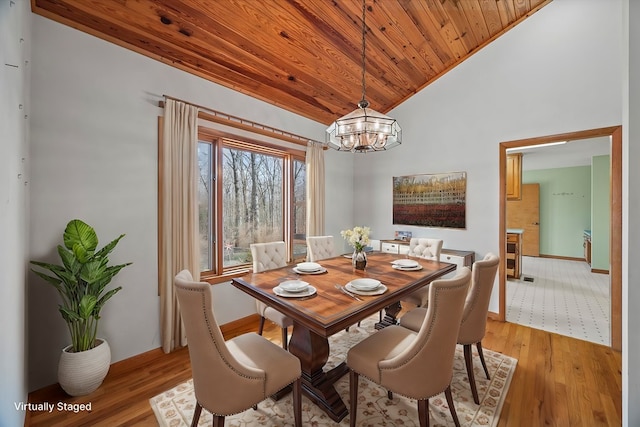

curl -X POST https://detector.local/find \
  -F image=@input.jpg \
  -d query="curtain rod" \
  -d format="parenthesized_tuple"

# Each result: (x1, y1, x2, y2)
(161, 94, 326, 148)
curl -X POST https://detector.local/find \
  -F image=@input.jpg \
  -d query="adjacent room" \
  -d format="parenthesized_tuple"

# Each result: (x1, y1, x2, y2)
(505, 137, 613, 346)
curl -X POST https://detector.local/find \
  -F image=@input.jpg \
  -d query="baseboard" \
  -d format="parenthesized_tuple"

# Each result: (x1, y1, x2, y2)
(487, 311, 500, 321)
(102, 315, 260, 367)
(535, 254, 609, 274)
(539, 254, 585, 262)
(220, 314, 261, 339)
(97, 316, 259, 371)
(108, 347, 169, 375)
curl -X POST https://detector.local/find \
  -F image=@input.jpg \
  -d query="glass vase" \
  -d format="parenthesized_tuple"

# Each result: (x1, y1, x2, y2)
(352, 249, 367, 270)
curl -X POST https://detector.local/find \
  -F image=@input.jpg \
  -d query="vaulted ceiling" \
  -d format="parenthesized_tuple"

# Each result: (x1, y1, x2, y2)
(31, 0, 551, 125)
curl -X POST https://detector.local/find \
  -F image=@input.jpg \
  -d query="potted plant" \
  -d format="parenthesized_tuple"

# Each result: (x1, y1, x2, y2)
(30, 219, 131, 396)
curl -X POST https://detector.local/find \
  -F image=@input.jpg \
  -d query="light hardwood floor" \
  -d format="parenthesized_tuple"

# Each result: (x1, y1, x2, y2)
(26, 316, 622, 426)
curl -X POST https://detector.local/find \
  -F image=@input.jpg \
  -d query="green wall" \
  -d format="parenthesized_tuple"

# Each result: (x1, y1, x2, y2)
(523, 166, 591, 258)
(591, 155, 610, 271)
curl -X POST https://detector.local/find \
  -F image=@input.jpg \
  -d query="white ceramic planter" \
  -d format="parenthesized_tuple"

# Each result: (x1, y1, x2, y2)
(58, 338, 111, 396)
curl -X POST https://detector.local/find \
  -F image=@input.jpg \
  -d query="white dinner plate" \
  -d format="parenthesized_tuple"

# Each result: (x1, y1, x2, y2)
(349, 278, 381, 291)
(392, 264, 423, 271)
(278, 279, 309, 292)
(293, 266, 327, 275)
(273, 285, 317, 298)
(296, 262, 322, 272)
(345, 283, 387, 296)
(392, 259, 420, 268)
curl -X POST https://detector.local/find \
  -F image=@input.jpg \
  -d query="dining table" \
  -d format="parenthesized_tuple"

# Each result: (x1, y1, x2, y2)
(231, 251, 457, 422)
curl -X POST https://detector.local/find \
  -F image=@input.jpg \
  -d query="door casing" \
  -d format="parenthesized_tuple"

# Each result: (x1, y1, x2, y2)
(498, 126, 622, 351)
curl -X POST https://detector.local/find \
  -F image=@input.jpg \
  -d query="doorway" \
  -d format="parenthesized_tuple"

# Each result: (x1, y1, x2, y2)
(498, 126, 622, 350)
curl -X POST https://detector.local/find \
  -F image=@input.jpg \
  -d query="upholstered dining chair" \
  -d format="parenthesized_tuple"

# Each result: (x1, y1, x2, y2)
(346, 267, 471, 427)
(400, 238, 444, 308)
(407, 237, 443, 259)
(250, 241, 294, 350)
(306, 235, 336, 262)
(400, 253, 500, 404)
(174, 270, 302, 427)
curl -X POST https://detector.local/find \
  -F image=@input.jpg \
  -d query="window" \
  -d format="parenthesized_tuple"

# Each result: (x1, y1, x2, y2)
(292, 158, 306, 260)
(198, 133, 306, 276)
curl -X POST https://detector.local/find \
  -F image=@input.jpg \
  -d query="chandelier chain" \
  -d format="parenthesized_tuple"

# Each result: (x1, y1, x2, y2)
(360, 0, 367, 105)
(324, 0, 401, 153)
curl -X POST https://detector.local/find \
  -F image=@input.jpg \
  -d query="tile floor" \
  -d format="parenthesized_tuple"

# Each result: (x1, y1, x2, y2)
(506, 256, 610, 346)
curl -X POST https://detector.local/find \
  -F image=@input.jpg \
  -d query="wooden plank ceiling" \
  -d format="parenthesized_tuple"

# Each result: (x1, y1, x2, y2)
(31, 0, 551, 125)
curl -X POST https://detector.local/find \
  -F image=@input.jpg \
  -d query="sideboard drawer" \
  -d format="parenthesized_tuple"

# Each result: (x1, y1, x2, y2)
(381, 242, 401, 254)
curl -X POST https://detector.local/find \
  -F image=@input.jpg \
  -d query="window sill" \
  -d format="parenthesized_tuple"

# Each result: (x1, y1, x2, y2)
(200, 259, 305, 285)
(201, 268, 251, 285)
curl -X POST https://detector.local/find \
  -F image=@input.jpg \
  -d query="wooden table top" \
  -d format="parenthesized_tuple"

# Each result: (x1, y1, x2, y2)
(232, 252, 456, 337)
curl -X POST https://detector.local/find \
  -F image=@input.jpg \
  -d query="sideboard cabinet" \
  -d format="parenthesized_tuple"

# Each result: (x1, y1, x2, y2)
(380, 240, 474, 278)
(381, 240, 410, 255)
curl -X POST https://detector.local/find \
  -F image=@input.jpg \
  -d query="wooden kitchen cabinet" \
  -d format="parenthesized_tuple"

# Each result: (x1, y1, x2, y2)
(584, 231, 591, 266)
(506, 232, 522, 279)
(506, 153, 522, 201)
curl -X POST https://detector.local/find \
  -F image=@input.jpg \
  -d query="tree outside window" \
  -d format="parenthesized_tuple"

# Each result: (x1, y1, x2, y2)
(198, 137, 306, 275)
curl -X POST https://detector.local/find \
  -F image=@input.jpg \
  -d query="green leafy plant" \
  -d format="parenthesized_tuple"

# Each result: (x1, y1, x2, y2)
(31, 219, 132, 352)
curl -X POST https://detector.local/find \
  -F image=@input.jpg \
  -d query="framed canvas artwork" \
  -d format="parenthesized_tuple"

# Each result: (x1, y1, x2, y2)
(392, 171, 467, 229)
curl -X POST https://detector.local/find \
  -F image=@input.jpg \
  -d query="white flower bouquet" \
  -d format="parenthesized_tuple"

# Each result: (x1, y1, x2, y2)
(340, 226, 371, 252)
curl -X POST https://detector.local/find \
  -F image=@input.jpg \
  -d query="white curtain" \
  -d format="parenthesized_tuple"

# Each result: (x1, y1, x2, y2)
(159, 99, 200, 353)
(306, 142, 325, 237)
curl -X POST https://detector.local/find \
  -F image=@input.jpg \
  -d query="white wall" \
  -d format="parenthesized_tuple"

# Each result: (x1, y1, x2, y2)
(27, 15, 349, 391)
(0, 0, 30, 424)
(324, 149, 356, 253)
(623, 1, 639, 425)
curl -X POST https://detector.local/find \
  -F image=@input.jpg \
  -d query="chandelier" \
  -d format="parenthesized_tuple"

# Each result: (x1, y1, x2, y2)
(326, 0, 402, 153)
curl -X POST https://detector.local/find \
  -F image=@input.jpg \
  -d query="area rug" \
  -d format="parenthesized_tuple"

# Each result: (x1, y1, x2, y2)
(150, 316, 517, 427)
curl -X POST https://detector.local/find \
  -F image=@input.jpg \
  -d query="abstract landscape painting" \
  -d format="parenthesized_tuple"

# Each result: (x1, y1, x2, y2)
(393, 172, 466, 229)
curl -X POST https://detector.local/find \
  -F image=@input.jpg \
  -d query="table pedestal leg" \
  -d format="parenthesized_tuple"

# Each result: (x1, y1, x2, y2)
(375, 301, 402, 329)
(287, 324, 349, 422)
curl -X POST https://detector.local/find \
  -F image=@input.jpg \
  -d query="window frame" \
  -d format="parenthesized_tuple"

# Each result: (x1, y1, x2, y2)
(198, 126, 306, 280)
